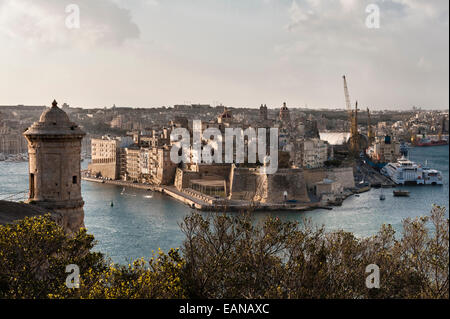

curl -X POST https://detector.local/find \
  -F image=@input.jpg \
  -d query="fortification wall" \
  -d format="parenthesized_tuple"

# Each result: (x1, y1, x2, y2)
(174, 168, 201, 191)
(88, 162, 118, 180)
(196, 164, 231, 180)
(327, 167, 355, 189)
(303, 169, 327, 190)
(229, 166, 310, 203)
(228, 167, 259, 200)
(255, 169, 310, 203)
(303, 167, 355, 190)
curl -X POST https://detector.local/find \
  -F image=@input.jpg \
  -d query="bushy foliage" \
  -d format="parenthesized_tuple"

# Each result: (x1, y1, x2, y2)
(180, 205, 448, 299)
(74, 248, 185, 299)
(0, 207, 448, 299)
(0, 214, 105, 298)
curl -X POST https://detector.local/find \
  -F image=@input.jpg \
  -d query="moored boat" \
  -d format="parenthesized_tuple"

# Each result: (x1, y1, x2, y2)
(393, 190, 410, 197)
(381, 157, 443, 185)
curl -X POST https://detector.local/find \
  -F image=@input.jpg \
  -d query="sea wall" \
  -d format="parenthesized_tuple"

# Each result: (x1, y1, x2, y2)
(229, 166, 310, 203)
(303, 166, 355, 190)
(228, 167, 259, 200)
(327, 167, 355, 189)
(174, 168, 201, 191)
(88, 162, 118, 180)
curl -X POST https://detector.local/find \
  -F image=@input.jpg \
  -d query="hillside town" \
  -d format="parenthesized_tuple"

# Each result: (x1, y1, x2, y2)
(1, 98, 448, 210)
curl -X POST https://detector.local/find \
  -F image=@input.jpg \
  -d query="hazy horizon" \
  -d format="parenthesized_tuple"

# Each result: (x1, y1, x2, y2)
(1, 0, 448, 110)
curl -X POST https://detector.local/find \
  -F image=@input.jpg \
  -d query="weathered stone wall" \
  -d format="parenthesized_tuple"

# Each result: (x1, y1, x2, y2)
(327, 167, 355, 189)
(157, 166, 177, 185)
(229, 166, 310, 203)
(303, 166, 355, 190)
(195, 164, 231, 180)
(254, 169, 310, 203)
(228, 167, 259, 200)
(88, 162, 118, 180)
(174, 168, 201, 191)
(303, 169, 327, 191)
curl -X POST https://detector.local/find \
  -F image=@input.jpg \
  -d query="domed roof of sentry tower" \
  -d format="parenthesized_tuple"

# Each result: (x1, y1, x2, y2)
(39, 99, 70, 124)
(23, 100, 85, 137)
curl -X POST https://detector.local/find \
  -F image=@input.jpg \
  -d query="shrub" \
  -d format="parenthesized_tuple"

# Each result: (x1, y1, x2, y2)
(0, 206, 448, 299)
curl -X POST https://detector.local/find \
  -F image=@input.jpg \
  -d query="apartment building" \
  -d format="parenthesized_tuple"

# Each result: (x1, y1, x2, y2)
(302, 138, 328, 169)
(371, 136, 401, 163)
(89, 135, 133, 179)
(140, 146, 176, 185)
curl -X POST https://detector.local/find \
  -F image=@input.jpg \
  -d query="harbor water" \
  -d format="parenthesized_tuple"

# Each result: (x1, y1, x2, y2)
(0, 145, 448, 264)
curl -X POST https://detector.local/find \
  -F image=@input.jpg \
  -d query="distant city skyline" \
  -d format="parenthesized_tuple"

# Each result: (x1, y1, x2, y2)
(0, 0, 448, 110)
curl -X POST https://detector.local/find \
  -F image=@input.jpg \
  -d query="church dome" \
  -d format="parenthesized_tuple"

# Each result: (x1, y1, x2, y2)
(39, 100, 70, 125)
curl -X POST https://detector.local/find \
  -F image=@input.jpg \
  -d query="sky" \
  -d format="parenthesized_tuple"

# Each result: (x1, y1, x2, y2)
(0, 0, 448, 110)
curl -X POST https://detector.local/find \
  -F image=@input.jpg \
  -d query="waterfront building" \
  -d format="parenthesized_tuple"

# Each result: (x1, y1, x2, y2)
(89, 135, 133, 179)
(125, 146, 140, 181)
(23, 100, 85, 233)
(140, 146, 176, 185)
(0, 125, 28, 155)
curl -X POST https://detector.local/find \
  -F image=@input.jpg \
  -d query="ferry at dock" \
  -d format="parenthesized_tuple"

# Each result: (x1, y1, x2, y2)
(381, 157, 443, 185)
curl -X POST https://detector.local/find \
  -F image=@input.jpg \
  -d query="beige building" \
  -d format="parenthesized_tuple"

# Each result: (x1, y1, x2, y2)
(125, 146, 140, 181)
(140, 146, 177, 185)
(89, 135, 133, 179)
(302, 138, 328, 169)
(0, 125, 28, 154)
(23, 100, 85, 233)
(370, 136, 401, 163)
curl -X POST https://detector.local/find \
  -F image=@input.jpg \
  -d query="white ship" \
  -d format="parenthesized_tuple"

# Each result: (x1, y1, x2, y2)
(381, 157, 443, 185)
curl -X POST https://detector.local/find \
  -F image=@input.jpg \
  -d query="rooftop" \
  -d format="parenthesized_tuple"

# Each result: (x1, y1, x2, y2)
(23, 100, 85, 137)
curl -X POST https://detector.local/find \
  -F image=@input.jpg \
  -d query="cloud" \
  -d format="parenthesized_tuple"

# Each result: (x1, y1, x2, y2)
(0, 0, 140, 49)
(287, 0, 315, 31)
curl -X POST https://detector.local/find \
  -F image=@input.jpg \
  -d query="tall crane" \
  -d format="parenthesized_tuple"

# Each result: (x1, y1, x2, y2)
(343, 75, 352, 131)
(367, 107, 374, 144)
(343, 75, 359, 155)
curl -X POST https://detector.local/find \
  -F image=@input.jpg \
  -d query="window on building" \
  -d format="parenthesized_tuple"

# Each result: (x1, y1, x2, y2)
(30, 173, 35, 198)
(73, 176, 77, 184)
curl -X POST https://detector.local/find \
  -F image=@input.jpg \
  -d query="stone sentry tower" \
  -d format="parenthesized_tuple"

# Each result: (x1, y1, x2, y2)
(23, 100, 86, 233)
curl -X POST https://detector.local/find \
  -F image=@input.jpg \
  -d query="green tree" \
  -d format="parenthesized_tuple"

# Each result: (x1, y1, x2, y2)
(0, 214, 105, 298)
(76, 248, 185, 299)
(0, 206, 448, 299)
(180, 206, 448, 299)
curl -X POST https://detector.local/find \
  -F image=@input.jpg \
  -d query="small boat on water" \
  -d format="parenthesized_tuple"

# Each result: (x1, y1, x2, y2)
(393, 190, 410, 197)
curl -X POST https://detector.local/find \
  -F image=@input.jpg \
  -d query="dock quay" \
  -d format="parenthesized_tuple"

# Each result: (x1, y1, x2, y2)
(355, 159, 396, 188)
(82, 176, 333, 212)
(82, 177, 163, 192)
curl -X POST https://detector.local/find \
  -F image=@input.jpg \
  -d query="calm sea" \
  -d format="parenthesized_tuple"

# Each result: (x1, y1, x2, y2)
(0, 145, 448, 264)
